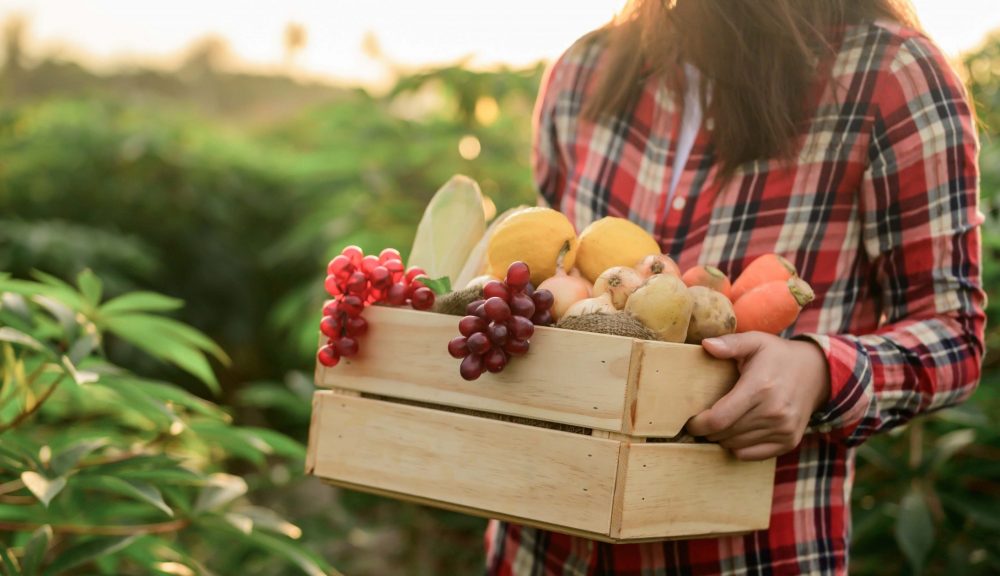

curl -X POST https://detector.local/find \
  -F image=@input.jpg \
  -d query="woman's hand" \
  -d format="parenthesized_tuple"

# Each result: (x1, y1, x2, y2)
(685, 332, 831, 461)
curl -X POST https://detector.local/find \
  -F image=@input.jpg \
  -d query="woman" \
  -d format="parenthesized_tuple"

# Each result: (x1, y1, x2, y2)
(486, 0, 985, 574)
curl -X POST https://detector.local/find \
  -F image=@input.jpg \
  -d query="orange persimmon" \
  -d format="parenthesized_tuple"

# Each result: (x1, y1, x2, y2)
(731, 254, 797, 301)
(734, 277, 814, 334)
(681, 265, 733, 300)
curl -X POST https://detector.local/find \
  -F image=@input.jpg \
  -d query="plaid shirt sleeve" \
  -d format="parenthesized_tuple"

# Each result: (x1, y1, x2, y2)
(801, 35, 986, 447)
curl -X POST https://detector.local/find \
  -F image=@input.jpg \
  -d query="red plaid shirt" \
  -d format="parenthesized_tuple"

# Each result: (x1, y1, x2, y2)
(485, 20, 985, 576)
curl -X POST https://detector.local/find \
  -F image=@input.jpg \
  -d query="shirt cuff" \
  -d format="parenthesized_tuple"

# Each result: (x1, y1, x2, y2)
(792, 333, 867, 437)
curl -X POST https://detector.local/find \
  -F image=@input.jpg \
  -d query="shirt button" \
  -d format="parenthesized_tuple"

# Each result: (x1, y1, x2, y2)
(672, 196, 686, 211)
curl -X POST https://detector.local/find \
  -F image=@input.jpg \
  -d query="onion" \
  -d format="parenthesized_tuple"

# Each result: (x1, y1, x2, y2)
(564, 293, 616, 318)
(593, 266, 644, 309)
(636, 254, 681, 279)
(537, 268, 592, 320)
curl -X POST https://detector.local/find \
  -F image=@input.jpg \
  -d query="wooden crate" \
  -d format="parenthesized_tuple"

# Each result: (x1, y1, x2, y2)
(306, 306, 775, 543)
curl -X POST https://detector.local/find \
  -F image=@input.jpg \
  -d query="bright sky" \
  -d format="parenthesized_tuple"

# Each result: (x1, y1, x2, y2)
(1, 0, 998, 87)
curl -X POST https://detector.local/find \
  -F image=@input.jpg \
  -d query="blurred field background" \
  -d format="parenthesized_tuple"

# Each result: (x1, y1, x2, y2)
(0, 1, 999, 574)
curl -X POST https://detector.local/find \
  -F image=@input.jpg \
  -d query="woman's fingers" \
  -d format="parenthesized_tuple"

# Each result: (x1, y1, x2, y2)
(731, 442, 791, 461)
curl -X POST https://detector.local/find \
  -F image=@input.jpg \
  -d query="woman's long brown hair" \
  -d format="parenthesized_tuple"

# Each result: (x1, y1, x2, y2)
(584, 0, 920, 178)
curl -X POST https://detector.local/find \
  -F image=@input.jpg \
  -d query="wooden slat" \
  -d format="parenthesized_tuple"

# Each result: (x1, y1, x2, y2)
(628, 341, 738, 437)
(616, 444, 775, 540)
(310, 391, 621, 535)
(316, 306, 633, 432)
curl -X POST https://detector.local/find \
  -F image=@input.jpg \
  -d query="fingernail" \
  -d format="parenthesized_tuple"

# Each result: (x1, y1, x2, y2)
(703, 338, 726, 350)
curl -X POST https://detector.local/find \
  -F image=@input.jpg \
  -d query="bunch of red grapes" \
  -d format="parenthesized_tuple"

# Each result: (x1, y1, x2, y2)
(318, 245, 435, 367)
(447, 261, 555, 381)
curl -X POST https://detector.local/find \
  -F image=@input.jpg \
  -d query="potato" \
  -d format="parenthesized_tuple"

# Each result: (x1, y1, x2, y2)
(624, 274, 694, 342)
(686, 286, 737, 343)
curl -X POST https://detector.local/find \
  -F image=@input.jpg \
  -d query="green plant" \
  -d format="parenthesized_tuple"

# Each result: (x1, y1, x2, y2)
(0, 270, 334, 575)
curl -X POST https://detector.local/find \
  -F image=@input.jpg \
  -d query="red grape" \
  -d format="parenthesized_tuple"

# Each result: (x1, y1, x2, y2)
(411, 287, 435, 310)
(338, 295, 364, 316)
(467, 332, 490, 355)
(379, 248, 402, 263)
(346, 272, 368, 296)
(320, 316, 342, 338)
(459, 315, 487, 337)
(522, 282, 535, 297)
(447, 336, 470, 359)
(531, 310, 554, 326)
(531, 290, 554, 312)
(366, 287, 384, 304)
(474, 303, 487, 319)
(509, 293, 535, 318)
(487, 322, 508, 346)
(341, 245, 364, 266)
(483, 281, 510, 302)
(337, 336, 359, 358)
(345, 316, 368, 337)
(460, 354, 484, 381)
(324, 275, 342, 297)
(322, 301, 338, 317)
(384, 259, 405, 279)
(484, 347, 508, 373)
(370, 266, 392, 290)
(405, 267, 427, 284)
(465, 299, 485, 316)
(360, 255, 381, 276)
(505, 261, 531, 290)
(327, 255, 353, 277)
(509, 316, 535, 340)
(317, 345, 340, 367)
(386, 282, 408, 306)
(503, 339, 530, 356)
(406, 279, 426, 299)
(484, 297, 511, 322)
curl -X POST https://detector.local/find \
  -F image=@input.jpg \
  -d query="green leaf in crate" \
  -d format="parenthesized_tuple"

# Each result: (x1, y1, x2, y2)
(76, 269, 103, 309)
(99, 292, 184, 317)
(420, 276, 452, 296)
(21, 472, 66, 508)
(43, 535, 138, 575)
(895, 486, 935, 575)
(21, 524, 52, 576)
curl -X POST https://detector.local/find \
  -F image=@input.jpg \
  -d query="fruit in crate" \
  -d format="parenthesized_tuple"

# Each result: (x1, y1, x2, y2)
(447, 261, 555, 381)
(575, 217, 662, 283)
(486, 207, 578, 286)
(536, 266, 591, 321)
(318, 245, 436, 367)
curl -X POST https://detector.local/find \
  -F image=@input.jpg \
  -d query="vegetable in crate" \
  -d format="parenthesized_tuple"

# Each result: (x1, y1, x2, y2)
(448, 261, 555, 381)
(734, 277, 814, 334)
(318, 245, 435, 367)
(731, 253, 796, 301)
(407, 175, 487, 286)
(682, 265, 733, 300)
(685, 286, 737, 343)
(624, 273, 694, 343)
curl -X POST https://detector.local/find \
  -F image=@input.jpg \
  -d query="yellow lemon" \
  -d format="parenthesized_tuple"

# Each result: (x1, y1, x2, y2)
(576, 217, 661, 283)
(486, 207, 578, 285)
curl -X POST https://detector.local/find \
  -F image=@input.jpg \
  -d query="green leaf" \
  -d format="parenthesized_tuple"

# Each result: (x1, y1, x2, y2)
(28, 271, 85, 311)
(420, 275, 452, 296)
(60, 355, 98, 386)
(74, 476, 173, 517)
(930, 428, 976, 471)
(76, 269, 103, 309)
(22, 524, 52, 576)
(43, 535, 138, 575)
(0, 546, 20, 576)
(239, 427, 306, 460)
(50, 439, 108, 476)
(0, 327, 45, 351)
(99, 292, 184, 317)
(218, 522, 333, 576)
(895, 486, 935, 575)
(193, 474, 247, 514)
(21, 472, 66, 508)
